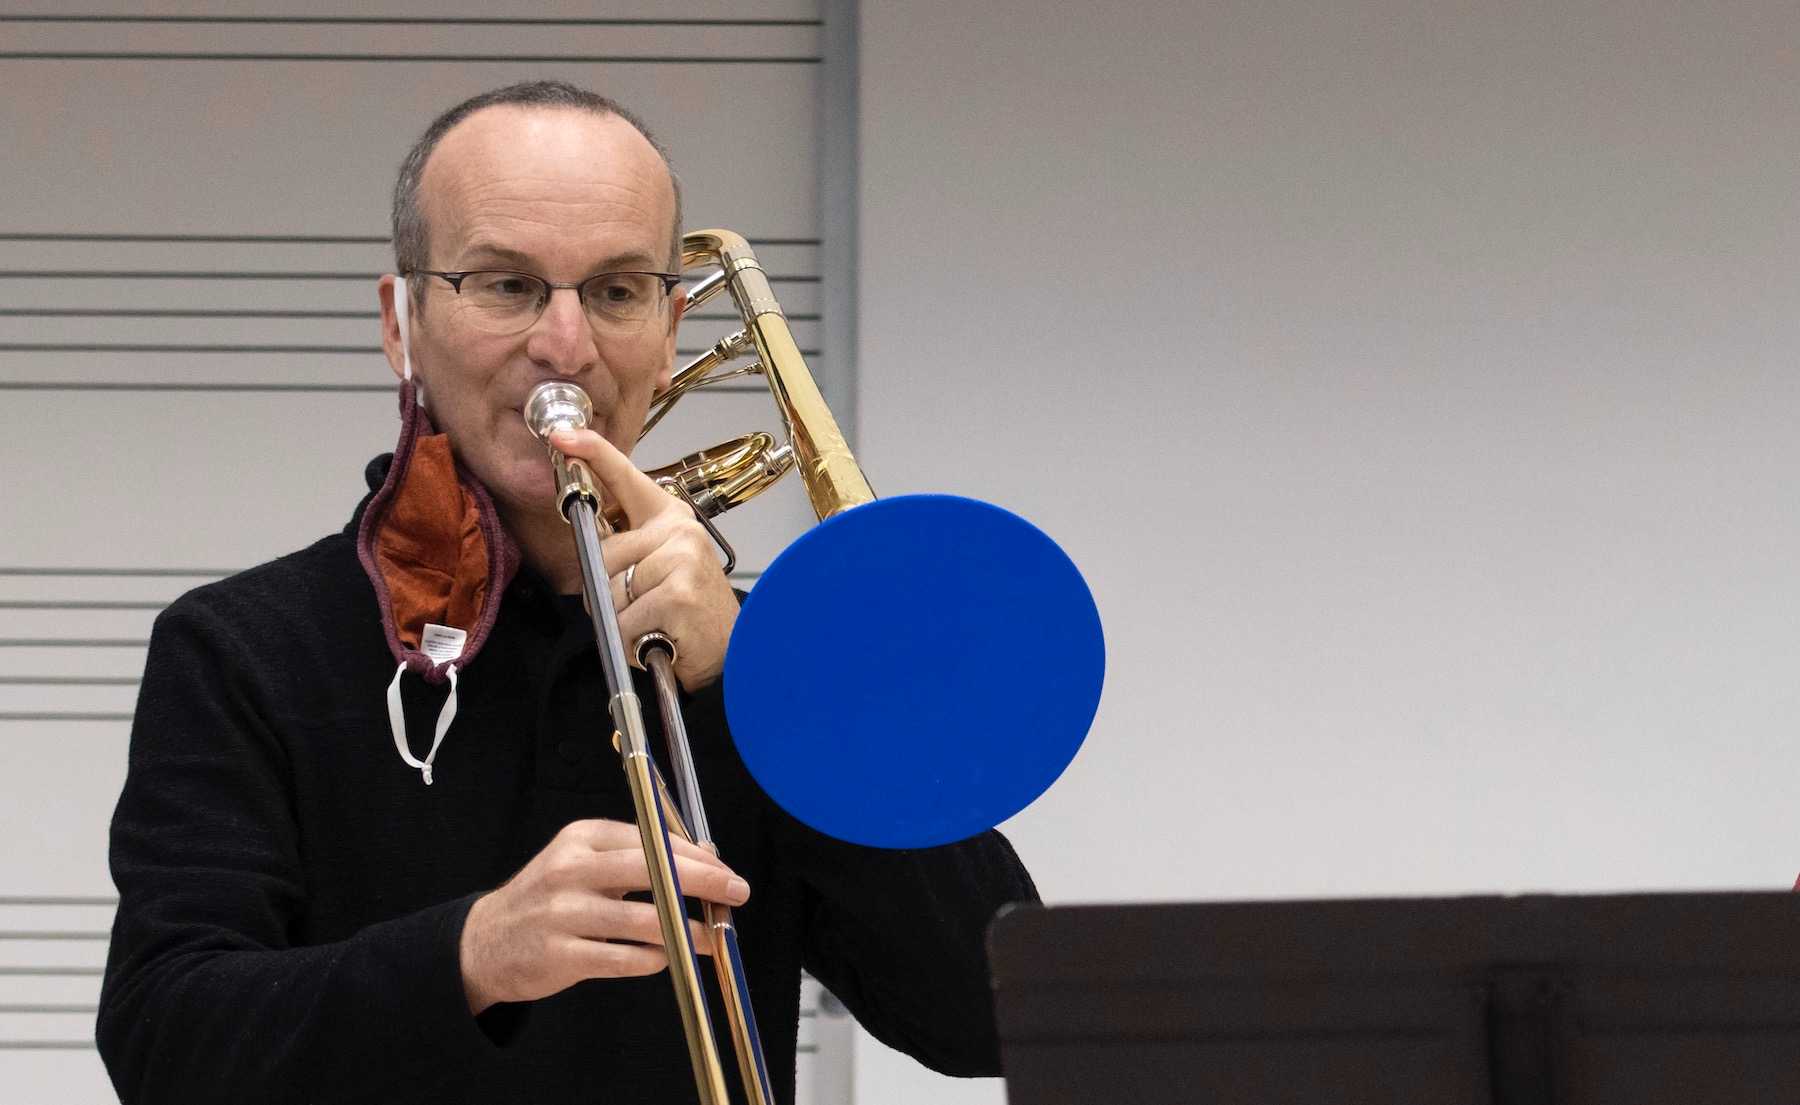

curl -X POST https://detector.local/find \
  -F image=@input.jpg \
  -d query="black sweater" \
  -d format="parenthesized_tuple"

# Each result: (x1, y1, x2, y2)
(97, 469, 1038, 1104)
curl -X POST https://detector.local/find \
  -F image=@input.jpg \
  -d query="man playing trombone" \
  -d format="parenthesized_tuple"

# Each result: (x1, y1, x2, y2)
(97, 80, 1038, 1105)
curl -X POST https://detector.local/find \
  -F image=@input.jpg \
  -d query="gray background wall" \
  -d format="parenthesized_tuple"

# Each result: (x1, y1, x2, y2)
(4, 1, 1800, 1103)
(855, 2, 1800, 1102)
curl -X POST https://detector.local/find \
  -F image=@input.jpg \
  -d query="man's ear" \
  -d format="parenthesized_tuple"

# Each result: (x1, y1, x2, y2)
(657, 283, 688, 393)
(377, 274, 409, 382)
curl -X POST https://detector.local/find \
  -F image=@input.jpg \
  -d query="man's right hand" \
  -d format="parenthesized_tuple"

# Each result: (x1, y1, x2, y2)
(458, 819, 751, 1015)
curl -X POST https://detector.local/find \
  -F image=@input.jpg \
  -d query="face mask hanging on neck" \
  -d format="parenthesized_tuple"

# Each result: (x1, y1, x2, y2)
(356, 276, 520, 784)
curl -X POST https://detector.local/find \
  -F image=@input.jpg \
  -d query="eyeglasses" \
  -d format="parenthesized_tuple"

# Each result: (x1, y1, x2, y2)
(408, 268, 683, 336)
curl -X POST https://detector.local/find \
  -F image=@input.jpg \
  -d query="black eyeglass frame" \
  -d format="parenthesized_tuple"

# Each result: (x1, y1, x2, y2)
(405, 268, 684, 322)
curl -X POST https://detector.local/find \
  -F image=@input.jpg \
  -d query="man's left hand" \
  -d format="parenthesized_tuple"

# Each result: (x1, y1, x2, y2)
(549, 426, 738, 691)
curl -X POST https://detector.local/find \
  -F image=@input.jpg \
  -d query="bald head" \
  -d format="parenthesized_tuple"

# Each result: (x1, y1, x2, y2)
(391, 81, 683, 298)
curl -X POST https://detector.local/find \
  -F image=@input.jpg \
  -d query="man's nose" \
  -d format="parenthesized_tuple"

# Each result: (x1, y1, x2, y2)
(528, 286, 597, 372)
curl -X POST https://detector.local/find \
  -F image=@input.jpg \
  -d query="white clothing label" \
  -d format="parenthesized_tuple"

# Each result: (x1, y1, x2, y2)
(420, 623, 468, 664)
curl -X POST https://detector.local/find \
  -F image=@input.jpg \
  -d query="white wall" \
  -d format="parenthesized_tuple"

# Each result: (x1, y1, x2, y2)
(856, 2, 1800, 1101)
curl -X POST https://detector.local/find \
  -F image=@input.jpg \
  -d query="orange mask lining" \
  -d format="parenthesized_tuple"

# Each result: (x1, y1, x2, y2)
(372, 432, 490, 652)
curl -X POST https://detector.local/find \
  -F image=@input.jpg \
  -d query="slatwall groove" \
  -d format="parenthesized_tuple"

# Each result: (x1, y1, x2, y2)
(0, 234, 389, 244)
(0, 233, 821, 245)
(2, 344, 379, 353)
(0, 310, 374, 318)
(0, 345, 822, 356)
(0, 310, 817, 323)
(0, 384, 422, 392)
(0, 0, 815, 13)
(0, 272, 821, 281)
(0, 572, 228, 579)
(0, 654, 144, 680)
(0, 15, 820, 62)
(0, 383, 407, 392)
(0, 570, 758, 580)
(0, 570, 230, 578)
(0, 574, 759, 582)
(0, 603, 163, 612)
(0, 54, 818, 64)
(0, 642, 147, 649)
(0, 899, 116, 907)
(0, 282, 822, 316)
(0, 16, 822, 26)
(0, 310, 820, 321)
(1, 343, 821, 353)
(0, 383, 800, 400)
(0, 897, 116, 1070)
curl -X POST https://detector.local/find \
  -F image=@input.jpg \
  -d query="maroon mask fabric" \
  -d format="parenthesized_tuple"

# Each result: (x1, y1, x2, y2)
(356, 378, 520, 684)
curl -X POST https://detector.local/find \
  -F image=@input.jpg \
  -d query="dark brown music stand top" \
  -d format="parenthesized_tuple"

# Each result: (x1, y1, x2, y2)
(989, 893, 1800, 1104)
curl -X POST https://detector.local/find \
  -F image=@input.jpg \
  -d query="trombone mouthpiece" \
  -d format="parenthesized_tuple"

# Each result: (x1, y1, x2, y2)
(524, 381, 593, 440)
(524, 381, 602, 520)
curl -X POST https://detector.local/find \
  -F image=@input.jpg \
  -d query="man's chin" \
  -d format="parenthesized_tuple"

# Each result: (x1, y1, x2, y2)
(483, 457, 562, 520)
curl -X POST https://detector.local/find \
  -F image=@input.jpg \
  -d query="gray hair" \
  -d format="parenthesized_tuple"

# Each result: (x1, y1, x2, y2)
(391, 80, 684, 304)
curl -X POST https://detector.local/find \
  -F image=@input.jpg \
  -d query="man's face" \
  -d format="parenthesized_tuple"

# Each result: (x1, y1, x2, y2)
(382, 105, 683, 520)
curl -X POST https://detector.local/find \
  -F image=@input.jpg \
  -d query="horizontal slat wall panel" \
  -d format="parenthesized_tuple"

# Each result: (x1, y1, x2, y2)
(0, 354, 822, 391)
(0, 686, 138, 720)
(0, 350, 821, 391)
(3, 391, 396, 568)
(0, 1054, 114, 1105)
(0, 944, 835, 1103)
(0, 1015, 94, 1051)
(0, 903, 118, 933)
(4, 21, 818, 59)
(0, 731, 114, 1083)
(0, 388, 813, 715)
(0, 721, 126, 895)
(0, 648, 149, 683)
(0, 3, 851, 1096)
(0, 622, 151, 720)
(0, 970, 104, 1009)
(0, 898, 118, 1094)
(0, 277, 822, 316)
(0, 943, 109, 972)
(0, 352, 390, 390)
(0, 63, 818, 238)
(0, 3, 815, 18)
(0, 609, 160, 639)
(0, 357, 821, 392)
(0, 312, 821, 350)
(0, 237, 820, 274)
(0, 390, 805, 571)
(0, 573, 225, 605)
(0, 237, 822, 390)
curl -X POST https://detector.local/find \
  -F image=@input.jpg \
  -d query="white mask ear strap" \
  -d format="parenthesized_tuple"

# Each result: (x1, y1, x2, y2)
(387, 662, 457, 786)
(393, 275, 414, 383)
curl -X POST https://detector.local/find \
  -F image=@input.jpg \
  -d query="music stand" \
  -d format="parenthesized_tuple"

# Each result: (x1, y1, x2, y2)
(989, 893, 1800, 1104)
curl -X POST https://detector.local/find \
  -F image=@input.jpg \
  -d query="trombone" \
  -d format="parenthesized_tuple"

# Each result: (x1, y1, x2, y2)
(524, 229, 869, 1105)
